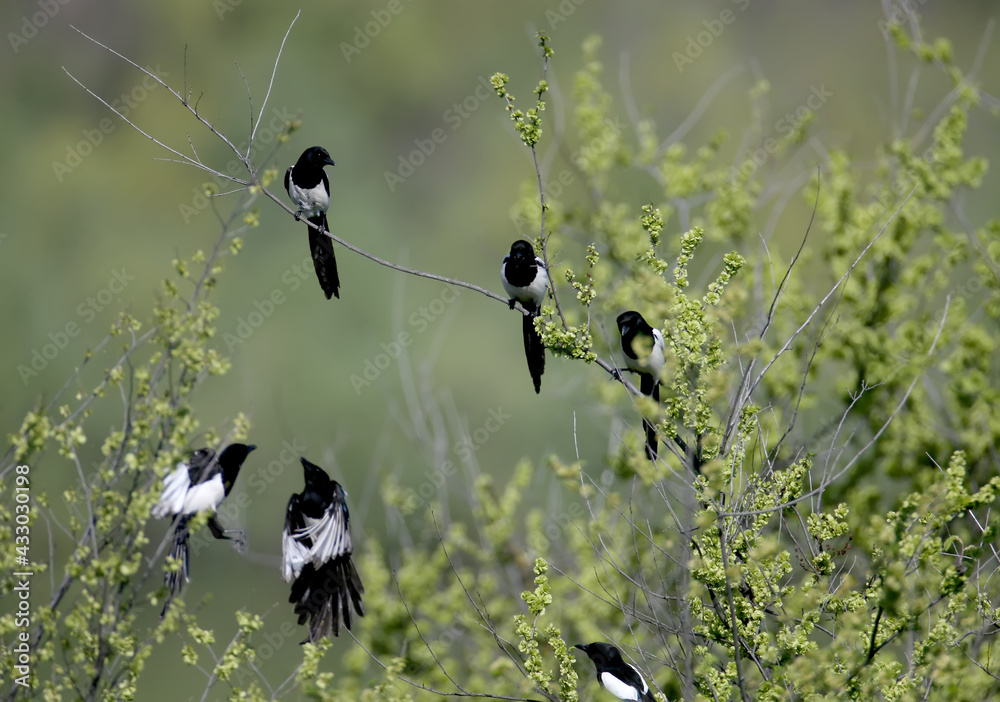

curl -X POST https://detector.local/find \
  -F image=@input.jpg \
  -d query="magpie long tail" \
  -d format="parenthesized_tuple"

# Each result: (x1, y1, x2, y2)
(643, 419, 658, 461)
(522, 309, 545, 394)
(640, 374, 661, 461)
(290, 556, 365, 643)
(161, 516, 191, 617)
(308, 213, 340, 300)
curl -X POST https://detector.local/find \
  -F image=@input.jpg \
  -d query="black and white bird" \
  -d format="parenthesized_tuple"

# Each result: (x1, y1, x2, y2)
(152, 443, 256, 616)
(617, 311, 666, 461)
(285, 146, 340, 300)
(282, 457, 365, 642)
(575, 642, 655, 702)
(501, 239, 549, 393)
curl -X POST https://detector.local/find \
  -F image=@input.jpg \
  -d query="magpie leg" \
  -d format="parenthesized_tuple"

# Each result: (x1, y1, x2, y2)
(507, 298, 516, 310)
(208, 516, 247, 554)
(294, 210, 303, 222)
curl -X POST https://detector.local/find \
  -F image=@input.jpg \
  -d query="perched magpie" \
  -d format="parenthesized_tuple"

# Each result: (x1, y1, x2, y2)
(285, 146, 340, 300)
(282, 457, 365, 642)
(501, 239, 549, 393)
(151, 443, 256, 616)
(575, 642, 655, 702)
(617, 311, 665, 461)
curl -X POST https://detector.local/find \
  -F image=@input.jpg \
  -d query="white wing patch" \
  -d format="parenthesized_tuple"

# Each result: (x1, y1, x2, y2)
(601, 670, 640, 701)
(152, 463, 191, 519)
(281, 527, 309, 582)
(180, 474, 226, 515)
(628, 663, 650, 694)
(648, 328, 665, 375)
(526, 259, 550, 304)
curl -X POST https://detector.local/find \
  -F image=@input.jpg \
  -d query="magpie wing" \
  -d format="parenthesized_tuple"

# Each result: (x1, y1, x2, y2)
(282, 492, 310, 583)
(151, 462, 190, 519)
(299, 498, 353, 567)
(185, 448, 217, 485)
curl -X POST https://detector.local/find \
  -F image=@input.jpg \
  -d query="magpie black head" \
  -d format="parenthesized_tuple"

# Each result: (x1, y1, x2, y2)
(507, 239, 536, 263)
(300, 457, 348, 510)
(299, 457, 330, 485)
(616, 310, 650, 339)
(297, 146, 336, 169)
(217, 443, 256, 477)
(575, 641, 624, 667)
(300, 457, 333, 490)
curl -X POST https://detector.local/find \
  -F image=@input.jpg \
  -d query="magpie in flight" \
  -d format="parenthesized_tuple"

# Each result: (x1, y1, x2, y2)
(575, 642, 655, 702)
(285, 146, 340, 300)
(151, 443, 256, 616)
(617, 311, 665, 460)
(282, 457, 365, 642)
(501, 239, 549, 393)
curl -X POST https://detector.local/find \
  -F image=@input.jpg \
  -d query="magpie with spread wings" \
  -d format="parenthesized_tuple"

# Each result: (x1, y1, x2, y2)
(282, 457, 364, 641)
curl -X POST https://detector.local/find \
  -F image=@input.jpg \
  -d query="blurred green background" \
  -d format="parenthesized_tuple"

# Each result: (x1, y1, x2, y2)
(3, 0, 999, 698)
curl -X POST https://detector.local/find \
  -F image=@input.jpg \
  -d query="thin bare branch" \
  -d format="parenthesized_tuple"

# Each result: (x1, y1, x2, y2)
(251, 11, 300, 148)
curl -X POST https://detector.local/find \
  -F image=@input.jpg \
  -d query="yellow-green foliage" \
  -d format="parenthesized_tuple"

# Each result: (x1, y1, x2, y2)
(4, 17, 1000, 702)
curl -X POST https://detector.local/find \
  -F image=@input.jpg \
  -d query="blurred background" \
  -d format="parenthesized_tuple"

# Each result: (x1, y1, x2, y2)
(3, 0, 999, 698)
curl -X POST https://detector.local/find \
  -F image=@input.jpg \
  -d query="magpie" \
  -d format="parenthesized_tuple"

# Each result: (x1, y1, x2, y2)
(617, 311, 665, 460)
(151, 443, 256, 616)
(501, 239, 549, 393)
(282, 457, 365, 642)
(575, 642, 655, 702)
(285, 146, 340, 299)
